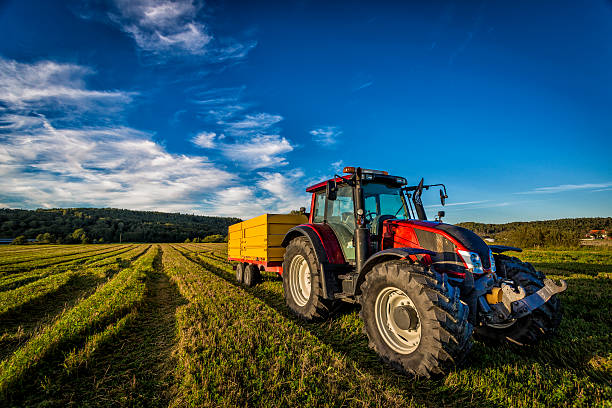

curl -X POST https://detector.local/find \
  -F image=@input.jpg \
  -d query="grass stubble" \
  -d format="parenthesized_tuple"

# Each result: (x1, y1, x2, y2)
(0, 243, 608, 407)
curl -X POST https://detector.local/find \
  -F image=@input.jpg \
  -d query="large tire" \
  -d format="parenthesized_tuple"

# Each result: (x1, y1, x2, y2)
(282, 236, 331, 321)
(235, 262, 244, 283)
(359, 260, 473, 377)
(476, 255, 562, 345)
(243, 263, 260, 287)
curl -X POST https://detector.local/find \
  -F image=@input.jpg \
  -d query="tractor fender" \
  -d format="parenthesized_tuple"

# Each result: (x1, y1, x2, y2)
(488, 245, 523, 254)
(282, 225, 330, 264)
(282, 225, 345, 299)
(354, 248, 437, 296)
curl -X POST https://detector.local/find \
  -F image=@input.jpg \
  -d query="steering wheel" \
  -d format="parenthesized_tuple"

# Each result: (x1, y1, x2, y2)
(364, 211, 377, 223)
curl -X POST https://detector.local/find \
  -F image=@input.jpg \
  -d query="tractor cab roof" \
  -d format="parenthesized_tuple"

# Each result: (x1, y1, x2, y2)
(305, 167, 408, 192)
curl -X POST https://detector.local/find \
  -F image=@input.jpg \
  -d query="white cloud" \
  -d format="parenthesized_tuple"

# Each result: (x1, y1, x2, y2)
(221, 112, 283, 137)
(310, 126, 342, 146)
(86, 0, 256, 63)
(0, 115, 234, 211)
(516, 182, 612, 194)
(109, 0, 211, 55)
(192, 131, 217, 148)
(206, 171, 310, 218)
(220, 135, 293, 169)
(0, 58, 132, 109)
(0, 57, 235, 213)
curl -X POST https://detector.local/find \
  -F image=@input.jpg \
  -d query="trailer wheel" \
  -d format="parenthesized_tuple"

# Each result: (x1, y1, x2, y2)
(235, 262, 245, 283)
(282, 236, 331, 321)
(359, 260, 473, 377)
(476, 255, 562, 345)
(243, 263, 260, 287)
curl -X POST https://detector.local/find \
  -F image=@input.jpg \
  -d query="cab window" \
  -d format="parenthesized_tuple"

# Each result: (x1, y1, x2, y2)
(312, 191, 326, 223)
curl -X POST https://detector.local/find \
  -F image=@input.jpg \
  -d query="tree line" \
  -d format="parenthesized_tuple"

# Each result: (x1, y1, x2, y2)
(457, 217, 612, 248)
(1, 208, 241, 244)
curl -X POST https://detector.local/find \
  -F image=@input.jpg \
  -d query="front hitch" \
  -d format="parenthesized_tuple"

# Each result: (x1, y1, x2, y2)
(508, 278, 567, 319)
(486, 279, 567, 322)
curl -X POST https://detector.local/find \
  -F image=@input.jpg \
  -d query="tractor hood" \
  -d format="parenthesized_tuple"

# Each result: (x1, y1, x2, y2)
(385, 219, 492, 270)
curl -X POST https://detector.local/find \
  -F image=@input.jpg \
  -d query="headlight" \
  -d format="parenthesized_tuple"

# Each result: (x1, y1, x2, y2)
(458, 250, 484, 274)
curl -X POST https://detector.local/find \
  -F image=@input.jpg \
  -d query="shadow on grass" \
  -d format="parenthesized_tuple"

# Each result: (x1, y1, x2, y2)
(175, 248, 504, 408)
(0, 273, 107, 362)
(182, 247, 612, 407)
(3, 247, 189, 407)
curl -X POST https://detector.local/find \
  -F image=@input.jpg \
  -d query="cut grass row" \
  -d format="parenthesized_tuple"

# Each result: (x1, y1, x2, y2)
(0, 245, 149, 318)
(0, 244, 124, 266)
(175, 244, 611, 408)
(0, 245, 159, 400)
(0, 244, 129, 275)
(162, 244, 421, 408)
(0, 244, 138, 292)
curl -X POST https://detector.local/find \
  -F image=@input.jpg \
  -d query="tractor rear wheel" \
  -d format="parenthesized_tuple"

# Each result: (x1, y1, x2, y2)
(476, 255, 562, 345)
(359, 260, 473, 377)
(235, 262, 245, 283)
(243, 263, 260, 287)
(282, 236, 331, 321)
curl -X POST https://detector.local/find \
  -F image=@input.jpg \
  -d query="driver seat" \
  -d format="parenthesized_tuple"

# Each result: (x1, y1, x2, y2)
(370, 214, 396, 236)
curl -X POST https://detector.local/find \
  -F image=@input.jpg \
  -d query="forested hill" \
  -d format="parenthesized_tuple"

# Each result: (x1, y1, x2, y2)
(0, 208, 241, 243)
(457, 217, 612, 248)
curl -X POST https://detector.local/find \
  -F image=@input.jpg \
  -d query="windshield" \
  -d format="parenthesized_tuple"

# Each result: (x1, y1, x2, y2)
(362, 182, 409, 221)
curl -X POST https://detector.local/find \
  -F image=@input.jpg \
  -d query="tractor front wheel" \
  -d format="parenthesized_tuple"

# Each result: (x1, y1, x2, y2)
(359, 260, 473, 377)
(282, 236, 331, 321)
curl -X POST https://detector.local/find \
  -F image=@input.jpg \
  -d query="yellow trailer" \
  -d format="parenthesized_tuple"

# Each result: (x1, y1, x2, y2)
(227, 213, 308, 275)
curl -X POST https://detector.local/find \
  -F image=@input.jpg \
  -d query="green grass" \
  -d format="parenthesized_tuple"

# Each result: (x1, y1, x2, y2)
(175, 244, 612, 408)
(0, 245, 158, 399)
(0, 243, 609, 407)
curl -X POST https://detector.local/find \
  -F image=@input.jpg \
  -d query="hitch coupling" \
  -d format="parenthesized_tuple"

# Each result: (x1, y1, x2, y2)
(489, 279, 567, 320)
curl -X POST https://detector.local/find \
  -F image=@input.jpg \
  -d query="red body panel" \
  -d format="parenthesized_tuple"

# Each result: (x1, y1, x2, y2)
(226, 257, 283, 273)
(300, 223, 346, 264)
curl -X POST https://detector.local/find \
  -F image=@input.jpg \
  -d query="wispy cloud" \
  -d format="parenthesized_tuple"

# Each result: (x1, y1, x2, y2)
(220, 135, 293, 169)
(310, 126, 342, 147)
(0, 59, 132, 111)
(190, 88, 294, 169)
(0, 57, 234, 212)
(516, 182, 612, 194)
(108, 0, 211, 55)
(426, 200, 490, 209)
(191, 131, 217, 148)
(206, 171, 309, 218)
(80, 0, 256, 63)
(353, 81, 373, 91)
(0, 116, 233, 211)
(221, 112, 283, 137)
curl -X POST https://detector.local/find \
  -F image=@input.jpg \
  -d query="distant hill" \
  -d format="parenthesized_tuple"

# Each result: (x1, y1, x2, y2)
(0, 208, 241, 243)
(457, 217, 612, 248)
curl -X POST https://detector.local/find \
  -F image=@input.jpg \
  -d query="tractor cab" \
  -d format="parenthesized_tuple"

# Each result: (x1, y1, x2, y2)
(306, 167, 448, 270)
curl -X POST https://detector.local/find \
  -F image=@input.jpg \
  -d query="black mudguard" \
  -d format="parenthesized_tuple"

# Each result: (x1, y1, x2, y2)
(282, 226, 345, 299)
(354, 248, 436, 296)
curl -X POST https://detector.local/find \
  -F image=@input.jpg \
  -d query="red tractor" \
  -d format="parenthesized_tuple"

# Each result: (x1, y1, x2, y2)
(279, 167, 566, 377)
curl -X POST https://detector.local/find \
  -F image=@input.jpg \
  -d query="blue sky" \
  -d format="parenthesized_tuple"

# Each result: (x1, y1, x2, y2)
(0, 0, 610, 223)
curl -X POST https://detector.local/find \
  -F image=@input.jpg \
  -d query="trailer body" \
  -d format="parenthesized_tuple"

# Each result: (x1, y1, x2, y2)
(228, 213, 307, 273)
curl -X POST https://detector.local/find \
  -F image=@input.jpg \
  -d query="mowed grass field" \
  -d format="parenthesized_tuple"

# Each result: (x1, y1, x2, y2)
(0, 244, 609, 407)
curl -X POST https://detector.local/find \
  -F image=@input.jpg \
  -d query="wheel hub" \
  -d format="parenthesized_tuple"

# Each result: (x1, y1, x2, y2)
(374, 287, 422, 354)
(289, 255, 311, 307)
(392, 305, 419, 331)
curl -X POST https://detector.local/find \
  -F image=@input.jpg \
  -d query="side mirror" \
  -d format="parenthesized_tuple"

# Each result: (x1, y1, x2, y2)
(326, 180, 337, 200)
(437, 210, 445, 221)
(440, 189, 447, 206)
